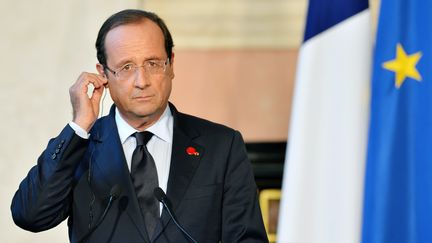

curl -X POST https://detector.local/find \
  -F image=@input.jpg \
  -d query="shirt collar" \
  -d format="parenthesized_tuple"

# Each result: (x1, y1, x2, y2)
(115, 105, 173, 144)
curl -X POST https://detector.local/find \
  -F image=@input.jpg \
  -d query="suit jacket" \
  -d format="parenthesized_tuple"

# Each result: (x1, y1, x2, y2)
(11, 104, 268, 243)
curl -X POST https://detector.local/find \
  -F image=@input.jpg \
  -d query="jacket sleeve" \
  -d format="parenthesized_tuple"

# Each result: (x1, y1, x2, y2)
(222, 131, 269, 243)
(11, 124, 89, 232)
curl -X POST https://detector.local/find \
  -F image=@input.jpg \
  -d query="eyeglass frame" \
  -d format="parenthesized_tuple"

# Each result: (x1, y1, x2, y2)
(104, 58, 171, 79)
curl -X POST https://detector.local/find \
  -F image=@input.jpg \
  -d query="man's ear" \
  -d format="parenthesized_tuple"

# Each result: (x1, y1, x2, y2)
(168, 53, 175, 79)
(96, 63, 107, 78)
(96, 63, 109, 87)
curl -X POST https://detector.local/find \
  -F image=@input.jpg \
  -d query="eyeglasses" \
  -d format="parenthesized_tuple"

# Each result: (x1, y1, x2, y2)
(105, 58, 170, 80)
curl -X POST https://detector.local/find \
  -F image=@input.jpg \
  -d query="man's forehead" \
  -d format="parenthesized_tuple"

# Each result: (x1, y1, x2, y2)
(104, 20, 166, 63)
(106, 20, 163, 43)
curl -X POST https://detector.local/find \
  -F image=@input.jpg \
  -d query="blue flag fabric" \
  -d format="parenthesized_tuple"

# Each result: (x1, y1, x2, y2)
(304, 0, 367, 41)
(362, 1, 432, 243)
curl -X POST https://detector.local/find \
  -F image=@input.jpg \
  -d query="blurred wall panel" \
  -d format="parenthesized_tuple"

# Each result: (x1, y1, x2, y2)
(144, 0, 306, 49)
(171, 49, 296, 142)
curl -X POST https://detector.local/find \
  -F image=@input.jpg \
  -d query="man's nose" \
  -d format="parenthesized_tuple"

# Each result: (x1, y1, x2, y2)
(134, 66, 150, 88)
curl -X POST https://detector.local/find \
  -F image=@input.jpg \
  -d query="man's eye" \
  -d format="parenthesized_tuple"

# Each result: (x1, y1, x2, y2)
(122, 64, 134, 71)
(147, 60, 159, 67)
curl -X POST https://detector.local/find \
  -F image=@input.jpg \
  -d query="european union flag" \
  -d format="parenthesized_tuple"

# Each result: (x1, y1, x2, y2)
(362, 0, 432, 243)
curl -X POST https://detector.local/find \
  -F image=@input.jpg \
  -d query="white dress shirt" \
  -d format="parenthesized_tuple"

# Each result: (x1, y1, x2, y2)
(69, 105, 173, 214)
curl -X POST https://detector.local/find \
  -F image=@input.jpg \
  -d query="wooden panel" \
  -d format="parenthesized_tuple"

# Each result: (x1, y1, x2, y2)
(143, 0, 307, 49)
(170, 49, 296, 142)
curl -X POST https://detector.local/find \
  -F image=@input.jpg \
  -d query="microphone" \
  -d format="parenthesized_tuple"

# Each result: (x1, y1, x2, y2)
(154, 187, 198, 243)
(78, 185, 122, 243)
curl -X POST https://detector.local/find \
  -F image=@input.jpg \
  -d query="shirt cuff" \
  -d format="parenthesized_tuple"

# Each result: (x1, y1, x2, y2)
(68, 121, 90, 139)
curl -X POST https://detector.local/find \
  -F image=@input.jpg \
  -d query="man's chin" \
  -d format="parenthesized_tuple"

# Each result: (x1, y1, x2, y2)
(132, 107, 163, 119)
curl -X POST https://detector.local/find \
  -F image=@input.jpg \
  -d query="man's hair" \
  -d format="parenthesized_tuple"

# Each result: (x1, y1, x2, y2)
(95, 9, 174, 67)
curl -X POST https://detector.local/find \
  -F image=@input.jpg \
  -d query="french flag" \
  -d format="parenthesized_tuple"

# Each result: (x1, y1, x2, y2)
(277, 0, 371, 242)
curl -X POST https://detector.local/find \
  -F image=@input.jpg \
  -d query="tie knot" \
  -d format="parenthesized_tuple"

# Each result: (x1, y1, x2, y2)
(135, 131, 153, 146)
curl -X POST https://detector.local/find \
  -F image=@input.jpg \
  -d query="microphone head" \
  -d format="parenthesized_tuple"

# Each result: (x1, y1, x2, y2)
(153, 187, 167, 202)
(110, 184, 122, 200)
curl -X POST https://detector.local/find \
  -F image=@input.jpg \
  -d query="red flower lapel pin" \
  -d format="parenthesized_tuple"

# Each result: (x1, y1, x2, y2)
(186, 146, 199, 156)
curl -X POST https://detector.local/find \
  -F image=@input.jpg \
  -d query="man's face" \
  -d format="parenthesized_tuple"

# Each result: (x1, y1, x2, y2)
(99, 19, 174, 125)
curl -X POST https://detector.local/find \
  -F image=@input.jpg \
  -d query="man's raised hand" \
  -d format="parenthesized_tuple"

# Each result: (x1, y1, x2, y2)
(69, 72, 108, 132)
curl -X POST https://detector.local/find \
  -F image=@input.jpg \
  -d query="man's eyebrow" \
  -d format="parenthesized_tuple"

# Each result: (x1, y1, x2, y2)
(113, 57, 135, 68)
(112, 56, 165, 67)
(144, 55, 166, 61)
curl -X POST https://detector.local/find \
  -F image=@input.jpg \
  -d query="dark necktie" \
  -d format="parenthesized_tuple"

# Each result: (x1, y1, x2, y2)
(131, 131, 159, 239)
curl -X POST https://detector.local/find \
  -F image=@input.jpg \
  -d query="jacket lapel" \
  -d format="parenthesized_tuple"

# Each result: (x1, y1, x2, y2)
(90, 106, 150, 242)
(151, 104, 204, 241)
(166, 129, 203, 211)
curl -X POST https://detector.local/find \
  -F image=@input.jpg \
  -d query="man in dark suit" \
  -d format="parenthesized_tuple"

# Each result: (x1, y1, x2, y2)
(11, 9, 268, 243)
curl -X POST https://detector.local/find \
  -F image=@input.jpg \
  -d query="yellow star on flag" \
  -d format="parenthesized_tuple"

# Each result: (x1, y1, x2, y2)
(382, 43, 422, 88)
